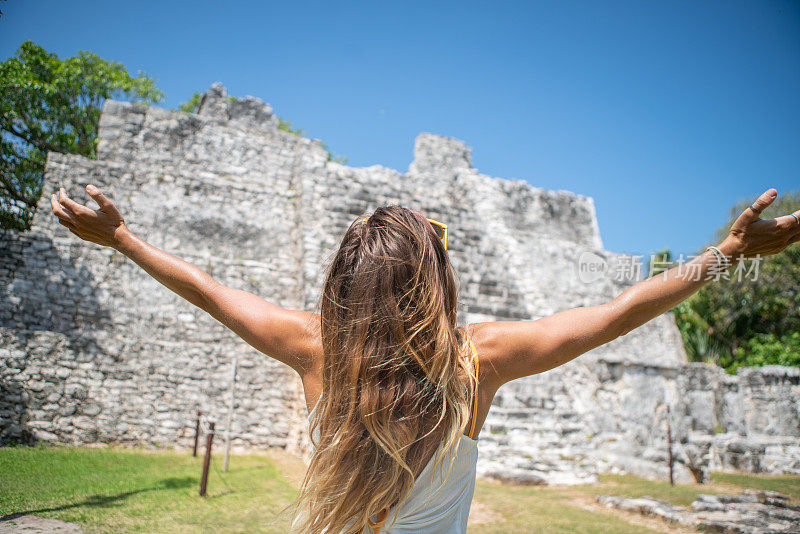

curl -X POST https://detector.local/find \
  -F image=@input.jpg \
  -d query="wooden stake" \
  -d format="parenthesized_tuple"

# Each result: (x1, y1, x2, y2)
(193, 411, 202, 457)
(200, 422, 215, 496)
(224, 358, 237, 472)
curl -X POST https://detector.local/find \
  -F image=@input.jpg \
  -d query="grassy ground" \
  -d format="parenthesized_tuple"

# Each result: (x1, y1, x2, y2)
(1, 444, 798, 533)
(0, 445, 300, 533)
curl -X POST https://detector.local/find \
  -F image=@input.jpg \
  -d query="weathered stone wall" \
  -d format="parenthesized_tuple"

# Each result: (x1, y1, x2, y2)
(1, 83, 797, 482)
(674, 364, 800, 476)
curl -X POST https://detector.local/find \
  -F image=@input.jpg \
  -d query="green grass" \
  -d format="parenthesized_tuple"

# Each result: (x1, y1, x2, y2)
(473, 482, 662, 533)
(0, 445, 300, 533)
(709, 471, 800, 501)
(574, 473, 737, 507)
(2, 444, 799, 533)
(574, 472, 800, 506)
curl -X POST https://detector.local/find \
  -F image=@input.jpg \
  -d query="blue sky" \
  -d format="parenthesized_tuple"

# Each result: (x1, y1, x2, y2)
(2, 1, 798, 259)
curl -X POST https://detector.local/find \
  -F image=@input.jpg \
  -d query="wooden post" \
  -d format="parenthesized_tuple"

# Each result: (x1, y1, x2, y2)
(199, 422, 215, 496)
(224, 358, 238, 472)
(193, 411, 202, 457)
(666, 405, 674, 486)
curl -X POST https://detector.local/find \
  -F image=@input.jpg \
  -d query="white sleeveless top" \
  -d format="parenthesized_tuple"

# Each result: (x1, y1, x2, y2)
(307, 399, 479, 533)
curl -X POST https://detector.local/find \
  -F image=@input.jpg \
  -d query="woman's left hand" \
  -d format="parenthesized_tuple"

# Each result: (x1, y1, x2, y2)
(50, 184, 128, 248)
(718, 188, 800, 259)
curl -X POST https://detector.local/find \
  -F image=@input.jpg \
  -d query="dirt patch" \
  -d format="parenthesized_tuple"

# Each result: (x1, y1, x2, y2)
(0, 515, 86, 533)
(264, 448, 309, 487)
(468, 500, 502, 525)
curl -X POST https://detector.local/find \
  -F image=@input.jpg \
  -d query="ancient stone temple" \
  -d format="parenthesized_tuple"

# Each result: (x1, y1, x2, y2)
(1, 83, 797, 484)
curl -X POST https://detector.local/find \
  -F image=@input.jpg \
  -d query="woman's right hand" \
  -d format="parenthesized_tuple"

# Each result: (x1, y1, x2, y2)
(717, 188, 800, 260)
(50, 184, 129, 249)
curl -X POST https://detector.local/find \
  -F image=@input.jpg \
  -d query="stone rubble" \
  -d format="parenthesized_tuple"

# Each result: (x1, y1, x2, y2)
(597, 490, 800, 533)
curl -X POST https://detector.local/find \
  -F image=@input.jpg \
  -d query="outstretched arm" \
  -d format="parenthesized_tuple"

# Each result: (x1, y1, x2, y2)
(50, 184, 320, 377)
(475, 188, 800, 390)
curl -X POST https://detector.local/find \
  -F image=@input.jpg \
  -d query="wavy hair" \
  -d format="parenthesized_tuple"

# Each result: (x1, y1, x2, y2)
(286, 205, 478, 534)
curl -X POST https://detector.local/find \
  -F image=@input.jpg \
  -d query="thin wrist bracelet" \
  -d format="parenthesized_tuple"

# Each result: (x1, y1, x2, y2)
(705, 246, 731, 272)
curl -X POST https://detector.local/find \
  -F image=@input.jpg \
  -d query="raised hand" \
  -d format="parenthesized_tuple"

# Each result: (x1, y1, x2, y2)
(718, 188, 800, 259)
(49, 184, 128, 248)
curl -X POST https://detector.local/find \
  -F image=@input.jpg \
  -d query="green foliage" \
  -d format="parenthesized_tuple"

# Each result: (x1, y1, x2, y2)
(672, 296, 730, 366)
(647, 247, 673, 277)
(178, 92, 203, 113)
(0, 41, 163, 231)
(665, 189, 800, 372)
(729, 332, 800, 372)
(320, 141, 348, 164)
(276, 116, 306, 137)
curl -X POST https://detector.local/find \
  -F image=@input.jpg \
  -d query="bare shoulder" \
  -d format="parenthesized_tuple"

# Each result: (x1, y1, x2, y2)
(298, 311, 324, 412)
(457, 322, 509, 394)
(297, 311, 323, 376)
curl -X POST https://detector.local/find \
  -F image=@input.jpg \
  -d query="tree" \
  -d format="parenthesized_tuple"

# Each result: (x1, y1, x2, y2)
(0, 41, 163, 231)
(178, 92, 203, 114)
(663, 189, 800, 371)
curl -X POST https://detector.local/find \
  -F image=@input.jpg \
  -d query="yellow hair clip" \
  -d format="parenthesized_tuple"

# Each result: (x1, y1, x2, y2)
(361, 216, 448, 250)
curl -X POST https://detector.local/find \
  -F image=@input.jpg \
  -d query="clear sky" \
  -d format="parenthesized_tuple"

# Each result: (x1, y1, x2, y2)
(2, 1, 798, 259)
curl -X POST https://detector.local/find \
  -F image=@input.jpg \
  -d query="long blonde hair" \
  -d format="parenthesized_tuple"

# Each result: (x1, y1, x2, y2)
(287, 205, 478, 534)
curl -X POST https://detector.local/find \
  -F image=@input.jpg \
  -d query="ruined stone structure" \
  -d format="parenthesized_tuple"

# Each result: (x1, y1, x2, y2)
(1, 83, 797, 484)
(597, 490, 800, 533)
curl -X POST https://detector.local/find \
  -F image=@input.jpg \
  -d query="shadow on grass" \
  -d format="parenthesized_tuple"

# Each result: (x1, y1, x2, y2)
(204, 489, 235, 500)
(0, 476, 196, 521)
